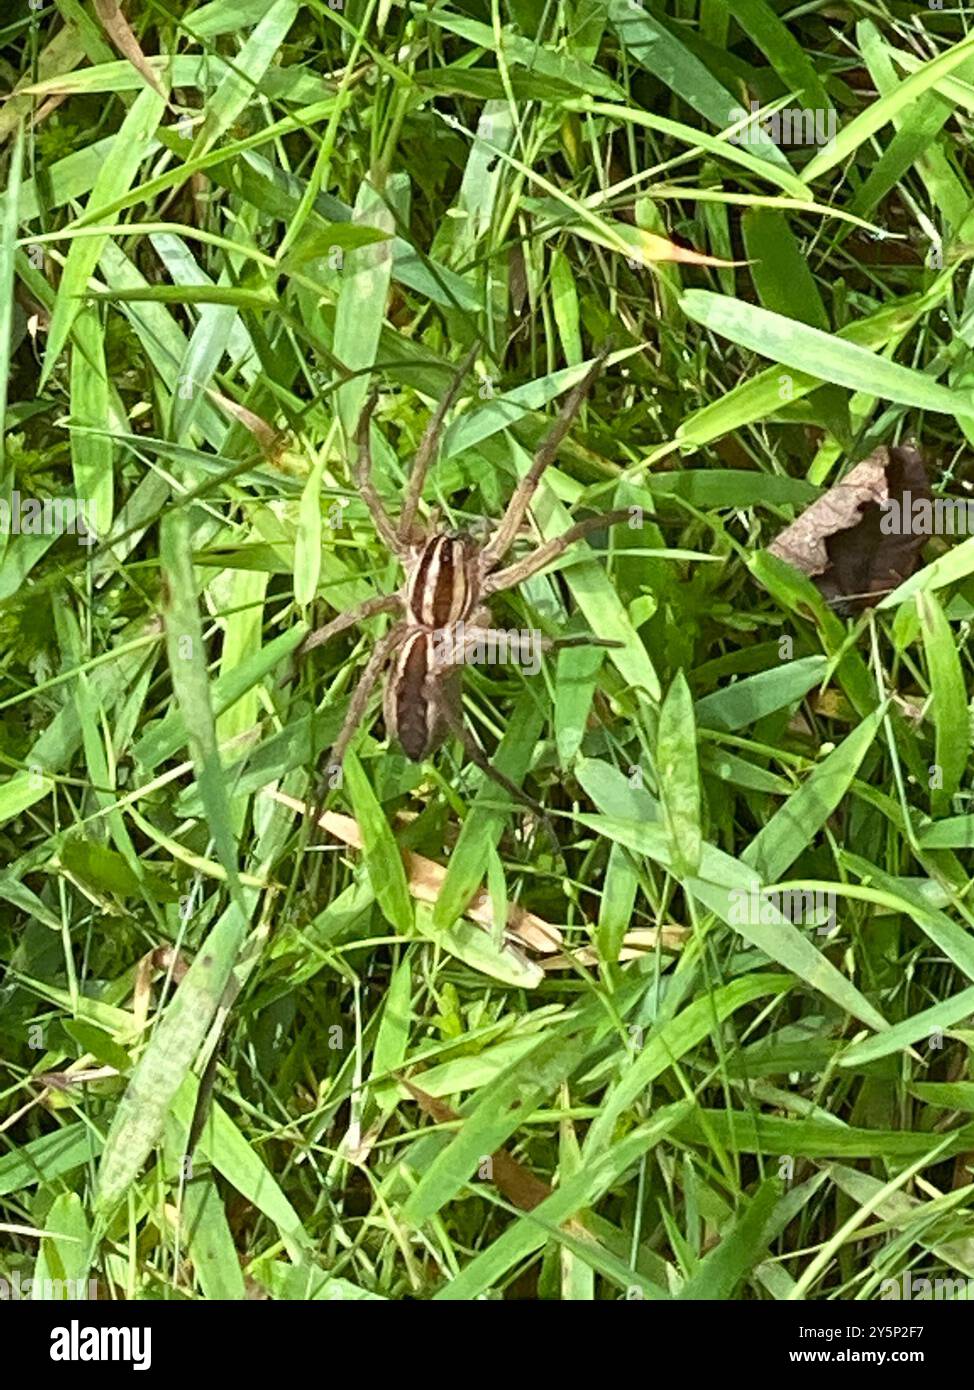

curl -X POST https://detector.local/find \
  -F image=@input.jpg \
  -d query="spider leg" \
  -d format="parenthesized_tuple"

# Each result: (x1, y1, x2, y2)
(427, 624, 541, 673)
(428, 623, 620, 673)
(354, 390, 408, 556)
(298, 593, 402, 657)
(305, 624, 405, 846)
(547, 634, 624, 650)
(325, 624, 407, 773)
(429, 677, 556, 836)
(482, 507, 634, 596)
(397, 340, 481, 546)
(480, 352, 607, 570)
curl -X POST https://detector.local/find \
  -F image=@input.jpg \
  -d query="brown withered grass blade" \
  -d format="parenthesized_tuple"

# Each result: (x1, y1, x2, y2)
(207, 389, 284, 458)
(573, 222, 746, 268)
(542, 925, 689, 969)
(264, 790, 563, 954)
(396, 1074, 552, 1212)
(93, 0, 168, 101)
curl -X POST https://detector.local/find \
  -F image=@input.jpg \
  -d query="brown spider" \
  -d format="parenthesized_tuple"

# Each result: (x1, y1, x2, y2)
(300, 347, 633, 819)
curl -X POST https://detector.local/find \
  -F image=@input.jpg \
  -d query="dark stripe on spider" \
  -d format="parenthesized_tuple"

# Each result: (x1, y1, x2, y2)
(407, 535, 470, 627)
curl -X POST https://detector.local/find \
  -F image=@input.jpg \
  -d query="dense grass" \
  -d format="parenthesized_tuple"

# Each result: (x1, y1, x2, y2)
(3, 0, 974, 1302)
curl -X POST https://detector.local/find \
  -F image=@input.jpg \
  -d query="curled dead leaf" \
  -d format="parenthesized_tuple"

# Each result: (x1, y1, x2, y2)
(767, 445, 931, 612)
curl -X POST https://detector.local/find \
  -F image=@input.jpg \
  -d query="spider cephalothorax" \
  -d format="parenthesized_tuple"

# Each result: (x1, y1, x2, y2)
(300, 347, 633, 816)
(404, 533, 482, 629)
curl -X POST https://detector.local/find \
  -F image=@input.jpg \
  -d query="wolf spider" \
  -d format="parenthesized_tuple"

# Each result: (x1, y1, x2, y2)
(300, 347, 633, 821)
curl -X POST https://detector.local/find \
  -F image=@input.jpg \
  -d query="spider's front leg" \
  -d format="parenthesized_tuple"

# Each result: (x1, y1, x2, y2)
(480, 352, 607, 570)
(354, 390, 410, 557)
(397, 341, 481, 546)
(428, 621, 620, 677)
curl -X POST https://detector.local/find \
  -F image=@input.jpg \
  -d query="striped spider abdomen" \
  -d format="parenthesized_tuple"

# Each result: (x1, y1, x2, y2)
(385, 630, 441, 761)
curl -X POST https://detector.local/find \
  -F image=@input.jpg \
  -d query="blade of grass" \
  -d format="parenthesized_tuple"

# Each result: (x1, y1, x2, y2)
(39, 84, 166, 390)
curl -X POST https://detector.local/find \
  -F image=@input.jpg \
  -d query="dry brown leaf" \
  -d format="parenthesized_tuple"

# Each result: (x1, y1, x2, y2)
(264, 790, 563, 954)
(630, 228, 743, 268)
(397, 1076, 554, 1214)
(574, 222, 745, 268)
(150, 944, 190, 983)
(768, 446, 930, 611)
(131, 948, 155, 1036)
(769, 453, 889, 578)
(93, 0, 169, 101)
(132, 943, 189, 1035)
(37, 1066, 119, 1090)
(541, 925, 689, 970)
(340, 1120, 383, 1168)
(809, 689, 851, 721)
(0, 22, 88, 143)
(207, 390, 283, 457)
